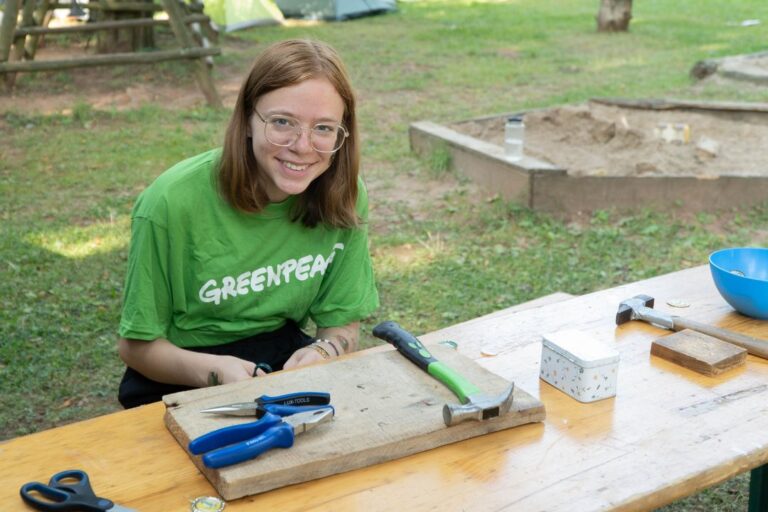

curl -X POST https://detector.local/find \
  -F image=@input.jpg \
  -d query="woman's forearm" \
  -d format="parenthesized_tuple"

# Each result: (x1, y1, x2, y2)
(316, 322, 360, 354)
(117, 337, 217, 388)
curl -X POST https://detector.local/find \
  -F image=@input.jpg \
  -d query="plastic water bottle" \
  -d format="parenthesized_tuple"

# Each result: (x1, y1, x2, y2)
(505, 115, 525, 161)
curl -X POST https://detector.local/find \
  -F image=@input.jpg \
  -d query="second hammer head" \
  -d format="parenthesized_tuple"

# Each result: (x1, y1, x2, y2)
(615, 294, 655, 325)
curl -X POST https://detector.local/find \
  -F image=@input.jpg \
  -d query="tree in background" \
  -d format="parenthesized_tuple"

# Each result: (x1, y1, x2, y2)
(597, 0, 633, 32)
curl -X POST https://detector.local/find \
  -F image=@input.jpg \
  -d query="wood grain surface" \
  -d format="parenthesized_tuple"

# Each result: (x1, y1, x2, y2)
(163, 346, 544, 500)
(651, 329, 747, 375)
(3, 265, 768, 512)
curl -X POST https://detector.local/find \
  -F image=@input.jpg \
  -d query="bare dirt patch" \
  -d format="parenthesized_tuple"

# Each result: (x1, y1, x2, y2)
(0, 36, 253, 114)
(450, 101, 768, 178)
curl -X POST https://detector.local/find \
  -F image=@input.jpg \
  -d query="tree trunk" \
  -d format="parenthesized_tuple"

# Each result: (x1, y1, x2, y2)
(596, 0, 632, 32)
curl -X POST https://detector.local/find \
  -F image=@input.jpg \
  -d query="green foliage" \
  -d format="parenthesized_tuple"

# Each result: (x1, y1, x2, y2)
(0, 106, 222, 435)
(428, 144, 452, 176)
(72, 101, 94, 125)
(368, 198, 767, 339)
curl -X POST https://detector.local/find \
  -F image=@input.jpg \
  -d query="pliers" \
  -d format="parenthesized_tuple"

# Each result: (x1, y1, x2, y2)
(200, 391, 331, 417)
(189, 407, 335, 468)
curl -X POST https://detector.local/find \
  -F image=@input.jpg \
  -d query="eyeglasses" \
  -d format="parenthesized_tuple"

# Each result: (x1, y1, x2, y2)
(255, 111, 349, 153)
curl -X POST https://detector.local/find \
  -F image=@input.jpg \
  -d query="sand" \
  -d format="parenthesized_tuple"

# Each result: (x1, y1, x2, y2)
(450, 101, 768, 178)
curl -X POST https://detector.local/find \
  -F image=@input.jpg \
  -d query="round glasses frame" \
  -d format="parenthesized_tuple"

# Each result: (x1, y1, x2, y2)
(255, 111, 349, 154)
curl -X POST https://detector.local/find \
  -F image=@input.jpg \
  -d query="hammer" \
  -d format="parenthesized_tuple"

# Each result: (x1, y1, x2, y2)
(372, 321, 514, 426)
(616, 294, 768, 359)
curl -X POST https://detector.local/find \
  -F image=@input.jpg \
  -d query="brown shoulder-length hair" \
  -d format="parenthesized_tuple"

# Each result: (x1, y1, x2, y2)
(218, 39, 360, 229)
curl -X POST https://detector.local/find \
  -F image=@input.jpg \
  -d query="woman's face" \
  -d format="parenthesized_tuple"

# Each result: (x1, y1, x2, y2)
(249, 77, 346, 203)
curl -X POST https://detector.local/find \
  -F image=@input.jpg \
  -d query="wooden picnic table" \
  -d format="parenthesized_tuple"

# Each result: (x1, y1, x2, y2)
(2, 264, 768, 511)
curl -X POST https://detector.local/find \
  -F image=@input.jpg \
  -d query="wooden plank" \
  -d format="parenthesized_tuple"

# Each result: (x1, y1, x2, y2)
(50, 0, 204, 10)
(188, 0, 218, 43)
(163, 345, 544, 500)
(591, 96, 768, 113)
(423, 292, 576, 355)
(5, 0, 37, 88)
(532, 173, 768, 216)
(14, 14, 211, 36)
(651, 329, 747, 376)
(0, 0, 21, 63)
(50, 0, 204, 11)
(440, 292, 574, 327)
(50, 1, 159, 9)
(0, 47, 220, 73)
(24, 0, 52, 61)
(160, 0, 221, 108)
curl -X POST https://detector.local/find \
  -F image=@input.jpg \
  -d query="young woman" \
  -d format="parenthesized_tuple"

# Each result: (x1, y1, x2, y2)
(117, 39, 379, 408)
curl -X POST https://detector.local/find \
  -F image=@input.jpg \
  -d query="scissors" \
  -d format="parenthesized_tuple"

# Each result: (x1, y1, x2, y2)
(189, 407, 334, 469)
(20, 469, 135, 511)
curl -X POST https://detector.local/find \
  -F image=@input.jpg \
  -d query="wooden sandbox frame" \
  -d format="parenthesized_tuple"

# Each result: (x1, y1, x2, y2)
(409, 98, 768, 215)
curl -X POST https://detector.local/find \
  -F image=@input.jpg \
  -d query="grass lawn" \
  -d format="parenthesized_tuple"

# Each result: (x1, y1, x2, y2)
(2, 0, 768, 509)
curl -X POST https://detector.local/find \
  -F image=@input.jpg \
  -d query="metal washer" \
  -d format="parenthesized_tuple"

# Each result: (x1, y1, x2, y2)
(191, 496, 226, 512)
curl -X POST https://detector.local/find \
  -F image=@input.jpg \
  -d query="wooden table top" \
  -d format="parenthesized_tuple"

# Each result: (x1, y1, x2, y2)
(3, 265, 768, 511)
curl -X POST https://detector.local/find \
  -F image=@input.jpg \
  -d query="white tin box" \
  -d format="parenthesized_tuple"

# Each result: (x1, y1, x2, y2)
(540, 329, 620, 403)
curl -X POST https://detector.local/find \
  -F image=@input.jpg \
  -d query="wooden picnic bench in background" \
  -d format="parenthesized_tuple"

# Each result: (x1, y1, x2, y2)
(0, 0, 222, 106)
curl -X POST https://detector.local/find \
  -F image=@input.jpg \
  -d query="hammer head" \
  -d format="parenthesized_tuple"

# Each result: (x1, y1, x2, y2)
(442, 383, 515, 426)
(616, 294, 655, 325)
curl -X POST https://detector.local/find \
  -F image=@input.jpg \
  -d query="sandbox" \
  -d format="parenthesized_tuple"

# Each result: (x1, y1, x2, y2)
(409, 98, 768, 215)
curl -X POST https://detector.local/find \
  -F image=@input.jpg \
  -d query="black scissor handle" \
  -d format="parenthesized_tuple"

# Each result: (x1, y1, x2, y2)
(49, 469, 90, 489)
(20, 482, 71, 511)
(20, 469, 114, 511)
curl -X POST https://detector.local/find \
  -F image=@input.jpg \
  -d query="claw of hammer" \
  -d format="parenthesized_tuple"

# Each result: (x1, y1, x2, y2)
(616, 294, 674, 329)
(443, 383, 515, 425)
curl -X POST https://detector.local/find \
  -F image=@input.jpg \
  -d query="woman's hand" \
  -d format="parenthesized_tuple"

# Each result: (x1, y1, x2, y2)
(283, 322, 361, 370)
(283, 343, 333, 369)
(208, 355, 259, 384)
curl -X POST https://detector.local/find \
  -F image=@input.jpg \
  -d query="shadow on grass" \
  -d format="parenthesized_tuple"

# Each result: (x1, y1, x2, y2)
(0, 232, 126, 440)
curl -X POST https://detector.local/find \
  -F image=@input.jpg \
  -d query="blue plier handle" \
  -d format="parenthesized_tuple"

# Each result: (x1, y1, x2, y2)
(257, 391, 330, 407)
(189, 411, 283, 455)
(261, 403, 330, 416)
(188, 407, 335, 469)
(202, 422, 296, 469)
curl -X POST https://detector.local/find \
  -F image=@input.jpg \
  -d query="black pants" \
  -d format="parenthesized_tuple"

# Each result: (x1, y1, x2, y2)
(118, 322, 313, 409)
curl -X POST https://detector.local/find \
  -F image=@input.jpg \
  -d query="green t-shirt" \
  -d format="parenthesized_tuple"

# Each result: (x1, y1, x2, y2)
(119, 149, 379, 348)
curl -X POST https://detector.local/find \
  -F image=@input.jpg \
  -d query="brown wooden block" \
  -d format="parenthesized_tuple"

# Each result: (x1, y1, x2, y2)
(651, 328, 747, 376)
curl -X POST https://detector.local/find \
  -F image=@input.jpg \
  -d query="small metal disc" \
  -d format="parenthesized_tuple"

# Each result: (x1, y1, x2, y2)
(666, 299, 690, 308)
(480, 346, 499, 357)
(438, 340, 458, 350)
(190, 496, 226, 512)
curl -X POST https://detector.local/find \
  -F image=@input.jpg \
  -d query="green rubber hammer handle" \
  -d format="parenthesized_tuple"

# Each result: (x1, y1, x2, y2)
(372, 320, 481, 404)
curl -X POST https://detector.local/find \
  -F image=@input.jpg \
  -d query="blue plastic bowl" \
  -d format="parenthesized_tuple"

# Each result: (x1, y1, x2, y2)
(709, 247, 768, 319)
